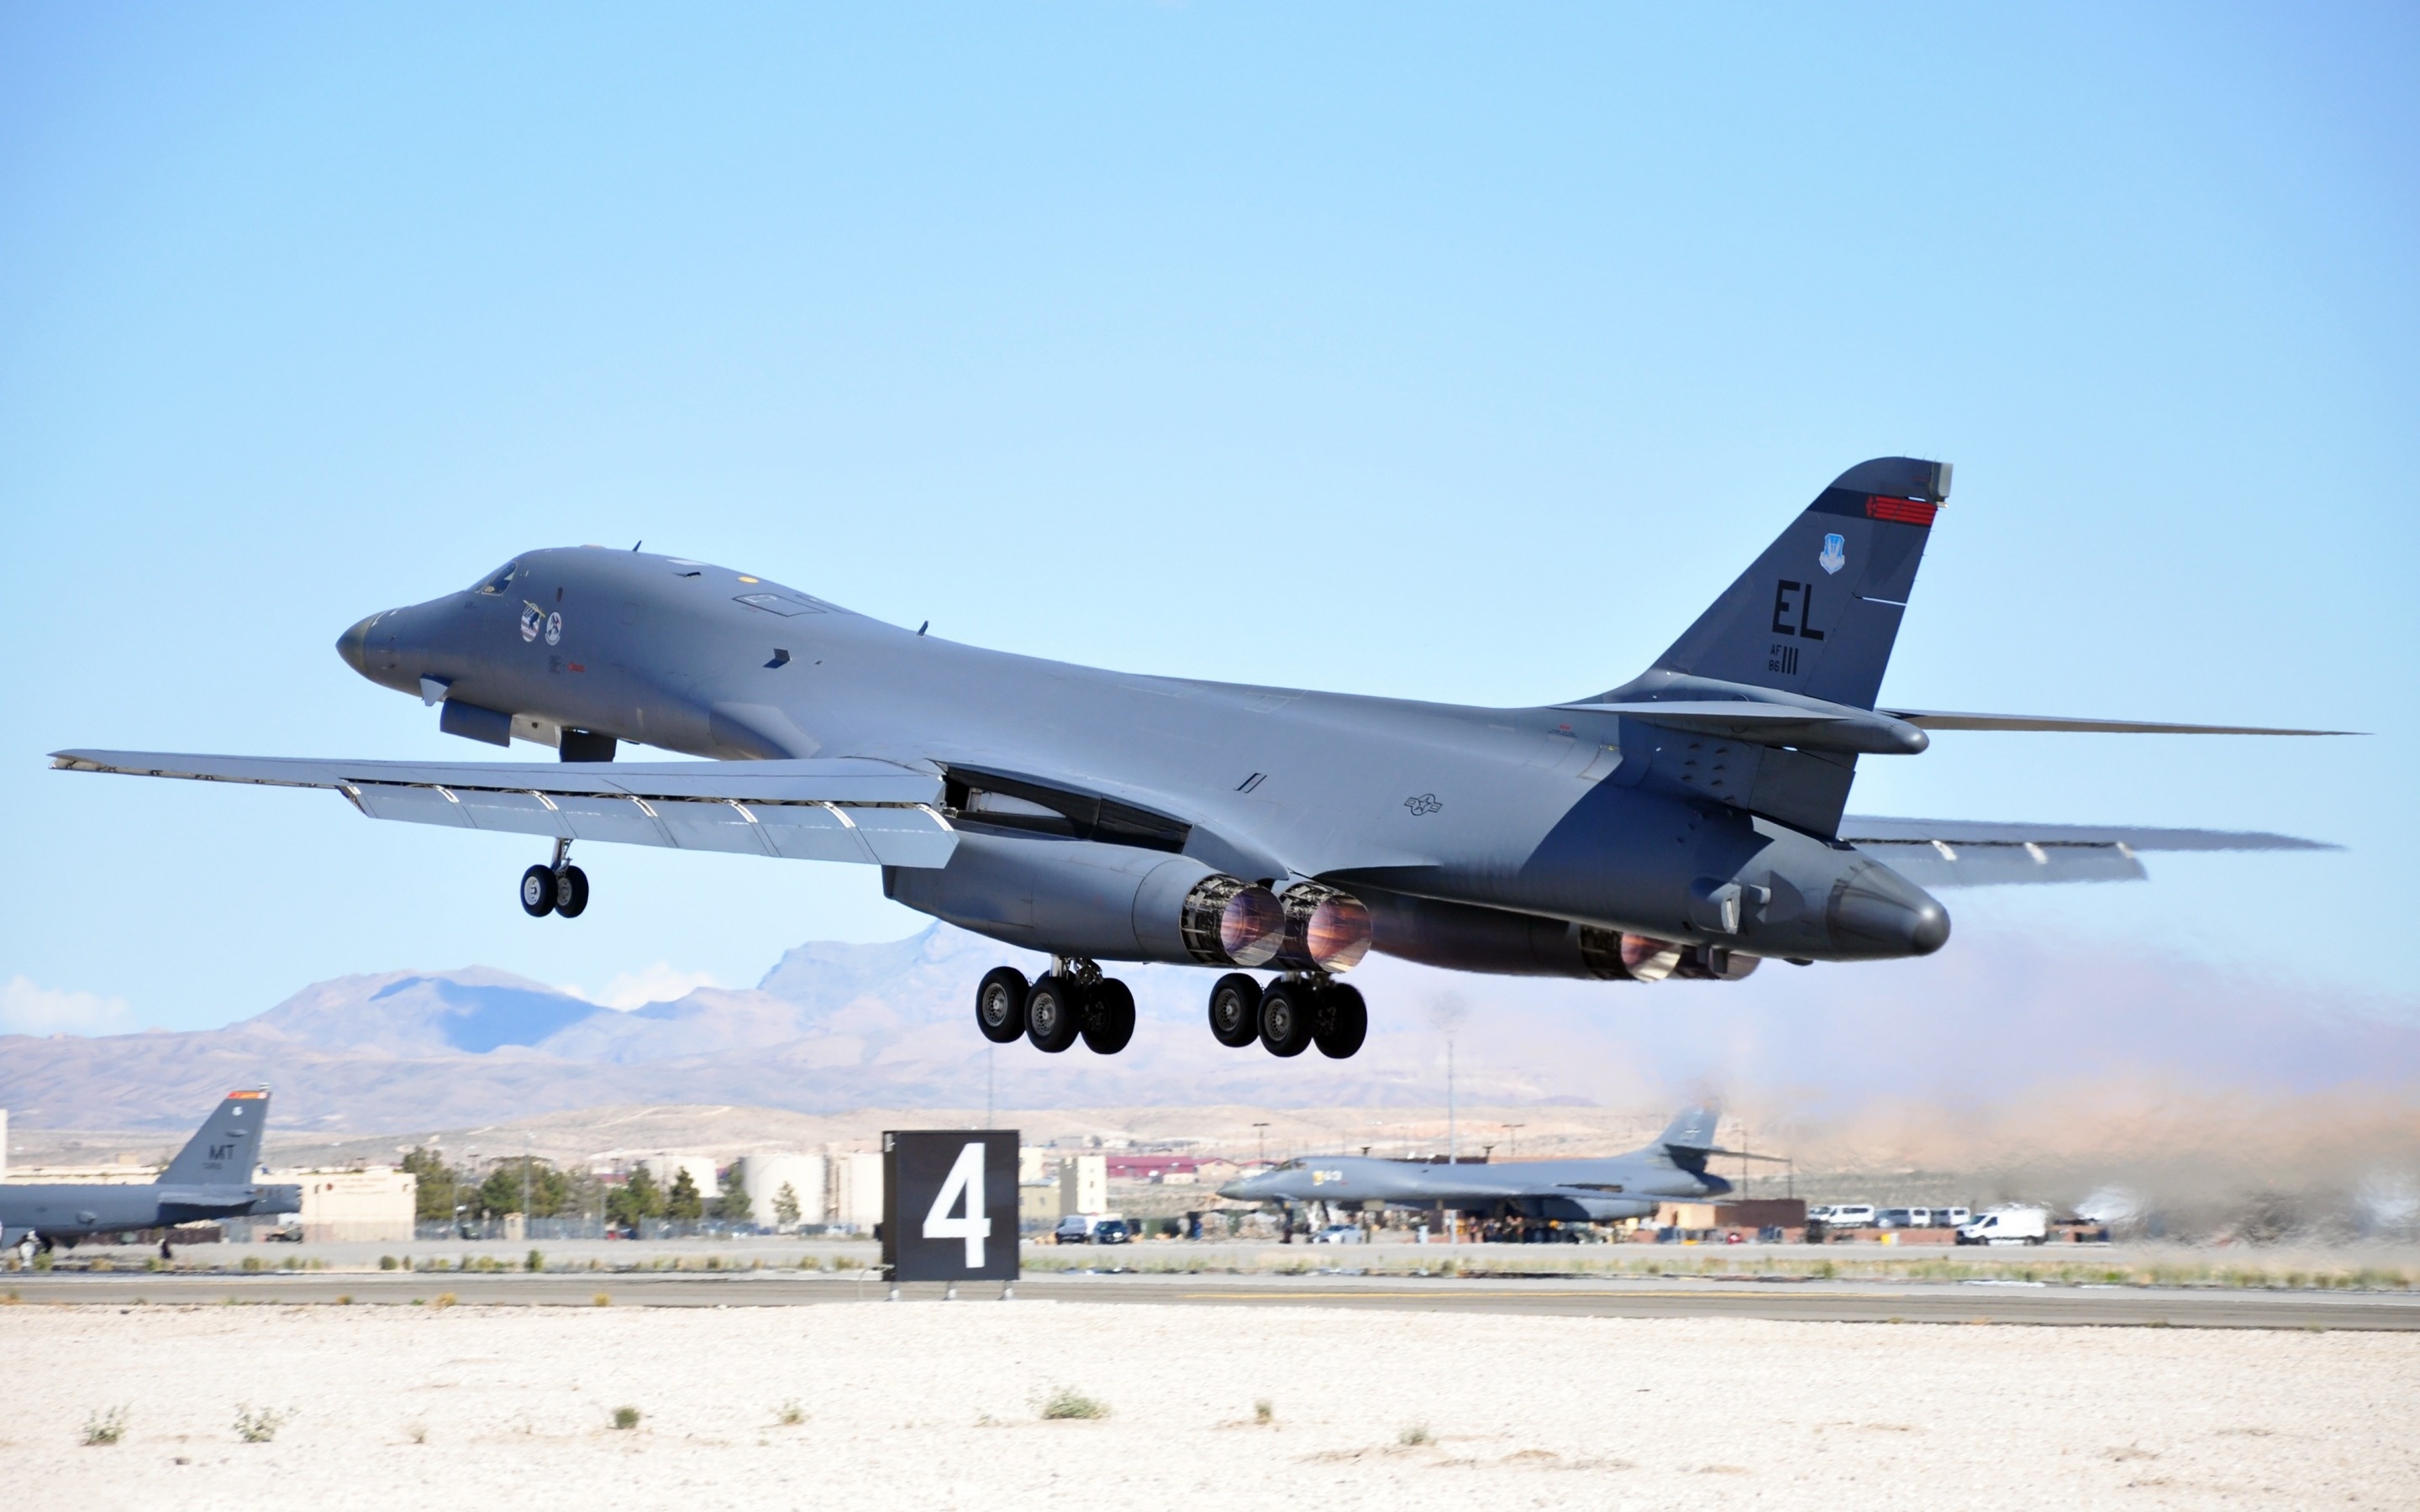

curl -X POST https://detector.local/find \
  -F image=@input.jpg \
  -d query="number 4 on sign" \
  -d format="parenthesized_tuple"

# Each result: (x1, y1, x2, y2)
(923, 1141, 991, 1268)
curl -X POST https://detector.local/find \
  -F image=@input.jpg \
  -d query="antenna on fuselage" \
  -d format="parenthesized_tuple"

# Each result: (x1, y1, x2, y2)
(918, 621, 929, 636)
(631, 540, 643, 551)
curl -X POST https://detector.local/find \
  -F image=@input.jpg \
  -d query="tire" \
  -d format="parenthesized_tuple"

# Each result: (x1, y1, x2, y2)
(1207, 974, 1261, 1048)
(555, 865, 591, 918)
(975, 967, 1028, 1044)
(1258, 980, 1313, 1058)
(519, 864, 557, 917)
(1081, 979, 1136, 1055)
(1313, 982, 1367, 1059)
(1024, 974, 1081, 1053)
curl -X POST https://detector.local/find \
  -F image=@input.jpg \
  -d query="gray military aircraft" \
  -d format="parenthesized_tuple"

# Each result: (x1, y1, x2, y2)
(53, 457, 2343, 1062)
(1218, 1106, 1731, 1227)
(0, 1089, 300, 1259)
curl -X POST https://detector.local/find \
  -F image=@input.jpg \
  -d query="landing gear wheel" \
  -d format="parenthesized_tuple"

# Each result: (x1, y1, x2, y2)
(1081, 979, 1136, 1055)
(1313, 982, 1367, 1059)
(1024, 974, 1081, 1054)
(520, 864, 557, 917)
(1207, 974, 1261, 1048)
(555, 865, 590, 918)
(976, 967, 1029, 1044)
(1258, 981, 1313, 1058)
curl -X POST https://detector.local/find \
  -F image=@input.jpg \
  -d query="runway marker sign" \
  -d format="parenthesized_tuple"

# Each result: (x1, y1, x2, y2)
(882, 1130, 1019, 1283)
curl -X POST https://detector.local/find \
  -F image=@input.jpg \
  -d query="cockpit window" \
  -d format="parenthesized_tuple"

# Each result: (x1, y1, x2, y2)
(472, 560, 519, 595)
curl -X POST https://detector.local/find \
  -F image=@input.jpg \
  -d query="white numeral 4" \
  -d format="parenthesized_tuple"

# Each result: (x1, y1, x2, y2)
(923, 1142, 990, 1268)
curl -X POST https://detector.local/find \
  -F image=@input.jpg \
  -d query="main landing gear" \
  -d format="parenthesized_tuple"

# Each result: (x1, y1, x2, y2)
(975, 959, 1135, 1056)
(1208, 972, 1365, 1059)
(519, 838, 590, 919)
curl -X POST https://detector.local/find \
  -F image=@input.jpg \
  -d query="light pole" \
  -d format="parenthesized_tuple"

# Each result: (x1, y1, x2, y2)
(1252, 1123, 1270, 1170)
(1503, 1123, 1525, 1161)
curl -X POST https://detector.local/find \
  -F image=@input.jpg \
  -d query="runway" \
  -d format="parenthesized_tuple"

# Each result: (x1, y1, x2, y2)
(13, 1267, 2417, 1330)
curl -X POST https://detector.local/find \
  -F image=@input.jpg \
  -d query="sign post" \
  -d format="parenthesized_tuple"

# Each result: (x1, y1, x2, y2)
(881, 1130, 1020, 1295)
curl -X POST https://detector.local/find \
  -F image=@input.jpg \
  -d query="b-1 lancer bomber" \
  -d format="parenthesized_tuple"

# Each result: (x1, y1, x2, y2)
(0, 1089, 299, 1260)
(1219, 1106, 1733, 1227)
(54, 458, 2344, 1063)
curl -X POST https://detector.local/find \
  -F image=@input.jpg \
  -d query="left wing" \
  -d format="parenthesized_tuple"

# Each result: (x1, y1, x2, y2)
(50, 750, 957, 868)
(1840, 816, 2336, 888)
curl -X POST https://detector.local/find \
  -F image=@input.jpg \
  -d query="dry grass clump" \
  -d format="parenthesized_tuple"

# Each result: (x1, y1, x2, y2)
(234, 1405, 288, 1443)
(81, 1407, 129, 1446)
(1254, 1399, 1274, 1425)
(611, 1405, 642, 1431)
(1039, 1387, 1109, 1420)
(1398, 1423, 1433, 1446)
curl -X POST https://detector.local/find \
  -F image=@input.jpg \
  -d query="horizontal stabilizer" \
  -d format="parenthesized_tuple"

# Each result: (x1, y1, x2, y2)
(51, 750, 958, 869)
(1879, 710, 2359, 736)
(1842, 816, 2336, 889)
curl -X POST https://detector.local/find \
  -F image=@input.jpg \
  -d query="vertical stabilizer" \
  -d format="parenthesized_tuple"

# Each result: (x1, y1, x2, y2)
(1655, 1105, 1722, 1154)
(158, 1089, 270, 1185)
(1650, 457, 1950, 710)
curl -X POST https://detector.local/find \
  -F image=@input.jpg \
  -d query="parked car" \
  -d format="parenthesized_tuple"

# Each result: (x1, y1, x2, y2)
(1054, 1214, 1129, 1244)
(1876, 1207, 1917, 1229)
(1958, 1205, 2050, 1246)
(1826, 1204, 1876, 1230)
(1093, 1219, 1133, 1245)
(1313, 1224, 1365, 1244)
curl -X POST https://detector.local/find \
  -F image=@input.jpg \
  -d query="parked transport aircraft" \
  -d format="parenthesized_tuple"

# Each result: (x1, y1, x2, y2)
(55, 458, 2342, 1062)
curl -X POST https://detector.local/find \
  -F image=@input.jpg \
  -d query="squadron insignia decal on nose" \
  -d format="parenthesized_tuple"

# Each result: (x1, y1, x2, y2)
(519, 603, 544, 642)
(1818, 533, 1846, 575)
(544, 612, 564, 646)
(1404, 793, 1443, 816)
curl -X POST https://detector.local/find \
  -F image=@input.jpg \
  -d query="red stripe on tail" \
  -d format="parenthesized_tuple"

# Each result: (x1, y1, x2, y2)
(1865, 496, 1939, 525)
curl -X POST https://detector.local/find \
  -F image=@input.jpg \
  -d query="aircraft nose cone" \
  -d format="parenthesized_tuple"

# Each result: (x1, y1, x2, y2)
(1217, 1181, 1249, 1201)
(336, 615, 376, 676)
(1826, 864, 1953, 958)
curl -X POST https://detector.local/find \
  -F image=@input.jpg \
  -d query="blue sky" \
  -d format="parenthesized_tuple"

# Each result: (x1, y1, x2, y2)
(3, 3, 2413, 1034)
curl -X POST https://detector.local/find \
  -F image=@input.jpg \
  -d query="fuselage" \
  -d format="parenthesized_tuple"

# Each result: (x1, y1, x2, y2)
(338, 547, 1948, 967)
(0, 1181, 301, 1243)
(1218, 1152, 1732, 1223)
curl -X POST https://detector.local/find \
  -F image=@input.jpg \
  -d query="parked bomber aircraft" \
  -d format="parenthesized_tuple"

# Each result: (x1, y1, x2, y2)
(0, 1089, 299, 1260)
(54, 458, 2344, 1062)
(1219, 1106, 1733, 1225)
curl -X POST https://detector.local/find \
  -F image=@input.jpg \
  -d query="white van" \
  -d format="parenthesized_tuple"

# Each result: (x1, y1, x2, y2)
(1958, 1205, 2049, 1246)
(1937, 1206, 1971, 1228)
(1825, 1204, 1876, 1230)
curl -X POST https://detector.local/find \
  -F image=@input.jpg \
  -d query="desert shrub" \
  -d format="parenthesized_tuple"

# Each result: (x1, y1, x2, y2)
(234, 1405, 287, 1443)
(611, 1406, 641, 1431)
(1399, 1424, 1432, 1446)
(1254, 1399, 1273, 1425)
(1040, 1387, 1108, 1420)
(776, 1399, 805, 1426)
(82, 1407, 129, 1446)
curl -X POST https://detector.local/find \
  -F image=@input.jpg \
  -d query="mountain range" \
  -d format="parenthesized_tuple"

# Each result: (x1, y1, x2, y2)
(4, 920, 2417, 1140)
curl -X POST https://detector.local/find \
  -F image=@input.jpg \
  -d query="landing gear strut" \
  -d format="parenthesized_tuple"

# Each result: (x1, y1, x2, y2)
(969, 959, 1134, 1055)
(1207, 974, 1365, 1059)
(520, 838, 590, 919)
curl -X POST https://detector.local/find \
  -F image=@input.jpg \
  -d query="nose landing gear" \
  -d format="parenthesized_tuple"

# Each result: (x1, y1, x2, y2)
(519, 839, 590, 918)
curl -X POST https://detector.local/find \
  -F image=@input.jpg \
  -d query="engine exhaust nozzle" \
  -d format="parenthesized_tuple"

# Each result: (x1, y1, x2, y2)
(1273, 882, 1372, 973)
(1179, 875, 1285, 967)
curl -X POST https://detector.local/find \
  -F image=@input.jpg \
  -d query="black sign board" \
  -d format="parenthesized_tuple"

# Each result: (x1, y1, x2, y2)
(881, 1130, 1020, 1283)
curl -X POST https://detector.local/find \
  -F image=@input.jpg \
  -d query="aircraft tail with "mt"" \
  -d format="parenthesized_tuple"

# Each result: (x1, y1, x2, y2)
(158, 1089, 270, 1185)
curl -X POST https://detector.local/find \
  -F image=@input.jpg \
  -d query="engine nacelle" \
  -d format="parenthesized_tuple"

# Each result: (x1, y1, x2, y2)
(885, 833, 1286, 967)
(1357, 885, 1758, 983)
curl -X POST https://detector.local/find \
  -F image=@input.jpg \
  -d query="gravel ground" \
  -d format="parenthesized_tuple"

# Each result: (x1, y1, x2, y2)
(5, 1301, 2413, 1509)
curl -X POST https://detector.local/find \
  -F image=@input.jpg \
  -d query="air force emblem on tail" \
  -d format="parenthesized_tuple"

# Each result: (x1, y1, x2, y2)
(1818, 533, 1846, 575)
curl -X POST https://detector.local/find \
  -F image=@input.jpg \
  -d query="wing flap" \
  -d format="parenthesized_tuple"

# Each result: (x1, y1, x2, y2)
(1843, 816, 2337, 888)
(55, 749, 956, 868)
